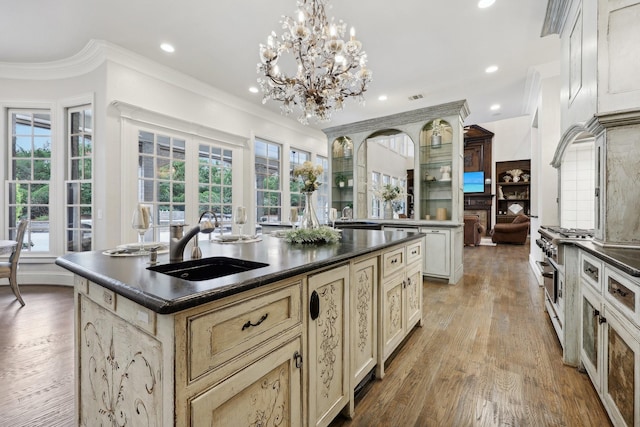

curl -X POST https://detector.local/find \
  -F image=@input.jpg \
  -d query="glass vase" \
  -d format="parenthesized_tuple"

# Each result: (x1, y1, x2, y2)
(300, 192, 320, 229)
(384, 201, 394, 220)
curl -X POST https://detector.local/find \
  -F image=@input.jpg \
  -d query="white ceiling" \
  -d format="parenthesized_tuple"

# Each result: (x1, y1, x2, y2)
(1, 0, 559, 130)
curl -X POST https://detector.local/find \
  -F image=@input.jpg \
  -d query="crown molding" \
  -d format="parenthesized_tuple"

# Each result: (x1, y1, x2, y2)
(0, 39, 107, 80)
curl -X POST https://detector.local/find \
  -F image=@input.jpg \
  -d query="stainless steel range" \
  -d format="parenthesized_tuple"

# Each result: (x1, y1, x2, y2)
(536, 226, 594, 343)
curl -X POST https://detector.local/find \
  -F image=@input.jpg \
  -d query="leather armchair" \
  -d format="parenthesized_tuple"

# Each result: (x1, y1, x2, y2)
(464, 215, 485, 246)
(490, 214, 530, 244)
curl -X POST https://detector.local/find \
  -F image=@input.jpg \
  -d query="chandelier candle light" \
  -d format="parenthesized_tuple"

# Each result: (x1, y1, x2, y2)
(257, 0, 372, 124)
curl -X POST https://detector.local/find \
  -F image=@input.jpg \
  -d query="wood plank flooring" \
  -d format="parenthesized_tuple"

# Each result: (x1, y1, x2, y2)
(0, 285, 74, 427)
(0, 244, 612, 426)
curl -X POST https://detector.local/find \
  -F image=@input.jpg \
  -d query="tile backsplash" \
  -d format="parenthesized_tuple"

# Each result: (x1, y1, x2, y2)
(561, 141, 595, 229)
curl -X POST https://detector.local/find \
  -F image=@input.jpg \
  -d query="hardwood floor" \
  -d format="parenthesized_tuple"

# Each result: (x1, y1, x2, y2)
(0, 285, 74, 427)
(0, 244, 611, 426)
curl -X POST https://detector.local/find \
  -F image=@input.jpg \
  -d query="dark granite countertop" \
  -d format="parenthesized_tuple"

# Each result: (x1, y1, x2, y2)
(576, 241, 640, 277)
(335, 219, 462, 228)
(56, 229, 423, 314)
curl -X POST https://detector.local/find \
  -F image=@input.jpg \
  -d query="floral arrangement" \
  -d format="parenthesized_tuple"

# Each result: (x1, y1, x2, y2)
(284, 226, 341, 244)
(372, 183, 406, 202)
(293, 161, 323, 193)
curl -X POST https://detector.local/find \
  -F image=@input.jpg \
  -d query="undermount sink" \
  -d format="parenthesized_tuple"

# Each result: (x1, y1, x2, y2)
(148, 256, 269, 281)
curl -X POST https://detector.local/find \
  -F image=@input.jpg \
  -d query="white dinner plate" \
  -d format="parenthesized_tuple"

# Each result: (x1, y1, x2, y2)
(216, 234, 243, 242)
(119, 242, 165, 250)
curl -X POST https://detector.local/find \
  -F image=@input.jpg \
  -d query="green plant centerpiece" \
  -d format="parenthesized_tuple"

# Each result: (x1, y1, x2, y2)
(284, 226, 341, 244)
(285, 161, 342, 243)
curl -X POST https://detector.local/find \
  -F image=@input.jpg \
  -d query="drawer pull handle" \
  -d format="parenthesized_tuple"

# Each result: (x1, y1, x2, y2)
(585, 267, 598, 277)
(310, 290, 320, 321)
(612, 287, 629, 297)
(411, 249, 418, 255)
(242, 313, 269, 331)
(294, 351, 303, 369)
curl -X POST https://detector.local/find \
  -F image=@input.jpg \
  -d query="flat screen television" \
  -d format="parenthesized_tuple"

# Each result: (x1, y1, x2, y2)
(463, 171, 485, 193)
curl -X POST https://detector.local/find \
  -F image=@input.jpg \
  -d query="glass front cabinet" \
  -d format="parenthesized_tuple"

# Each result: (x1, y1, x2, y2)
(322, 101, 468, 223)
(331, 137, 354, 214)
(419, 119, 454, 221)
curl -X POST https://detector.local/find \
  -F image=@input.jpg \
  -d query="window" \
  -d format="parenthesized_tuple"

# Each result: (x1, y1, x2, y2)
(137, 130, 186, 242)
(289, 149, 310, 214)
(371, 171, 381, 218)
(316, 155, 329, 223)
(65, 106, 93, 252)
(7, 110, 52, 252)
(255, 139, 281, 223)
(198, 144, 233, 230)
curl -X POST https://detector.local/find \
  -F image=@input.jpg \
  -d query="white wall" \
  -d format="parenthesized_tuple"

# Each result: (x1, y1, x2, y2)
(481, 115, 532, 163)
(478, 115, 533, 224)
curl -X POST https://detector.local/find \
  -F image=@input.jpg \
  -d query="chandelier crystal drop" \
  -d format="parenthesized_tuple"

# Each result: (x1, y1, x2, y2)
(257, 0, 372, 125)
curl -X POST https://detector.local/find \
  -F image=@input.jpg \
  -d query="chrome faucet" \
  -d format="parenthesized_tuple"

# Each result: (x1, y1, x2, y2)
(169, 211, 219, 262)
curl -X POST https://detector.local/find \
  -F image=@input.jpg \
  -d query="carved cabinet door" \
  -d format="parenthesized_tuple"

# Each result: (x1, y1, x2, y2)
(189, 337, 303, 427)
(307, 264, 350, 427)
(380, 272, 406, 364)
(78, 295, 164, 426)
(405, 263, 422, 331)
(351, 256, 378, 386)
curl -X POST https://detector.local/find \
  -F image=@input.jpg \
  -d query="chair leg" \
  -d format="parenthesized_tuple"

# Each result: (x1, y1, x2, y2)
(9, 271, 25, 306)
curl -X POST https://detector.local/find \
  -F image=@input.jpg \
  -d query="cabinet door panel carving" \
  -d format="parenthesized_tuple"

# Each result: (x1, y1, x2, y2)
(308, 265, 350, 427)
(79, 295, 162, 426)
(351, 257, 377, 384)
(190, 338, 302, 427)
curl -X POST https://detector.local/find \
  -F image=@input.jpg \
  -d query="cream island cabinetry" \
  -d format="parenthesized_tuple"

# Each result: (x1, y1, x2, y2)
(58, 230, 423, 427)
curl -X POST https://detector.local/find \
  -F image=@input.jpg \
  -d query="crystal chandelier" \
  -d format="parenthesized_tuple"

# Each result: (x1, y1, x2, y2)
(257, 0, 372, 125)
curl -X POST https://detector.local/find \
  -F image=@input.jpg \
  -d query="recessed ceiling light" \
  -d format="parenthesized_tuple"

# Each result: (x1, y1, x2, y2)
(490, 104, 501, 111)
(249, 87, 259, 93)
(378, 95, 388, 101)
(160, 43, 175, 53)
(485, 65, 498, 73)
(478, 0, 496, 8)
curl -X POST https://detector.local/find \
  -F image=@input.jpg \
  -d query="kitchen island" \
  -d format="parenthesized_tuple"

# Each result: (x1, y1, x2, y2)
(56, 229, 425, 427)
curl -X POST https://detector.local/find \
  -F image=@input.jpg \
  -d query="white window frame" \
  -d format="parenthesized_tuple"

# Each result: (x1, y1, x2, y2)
(65, 105, 93, 252)
(255, 138, 282, 223)
(6, 108, 53, 254)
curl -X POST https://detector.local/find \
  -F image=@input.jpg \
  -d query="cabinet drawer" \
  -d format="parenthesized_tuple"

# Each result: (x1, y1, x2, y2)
(406, 241, 422, 265)
(185, 280, 302, 383)
(604, 267, 640, 326)
(190, 337, 302, 427)
(580, 252, 602, 292)
(382, 247, 405, 279)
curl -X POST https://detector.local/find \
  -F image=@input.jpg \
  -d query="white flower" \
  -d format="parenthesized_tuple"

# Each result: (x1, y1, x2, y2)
(293, 161, 323, 193)
(371, 183, 406, 202)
